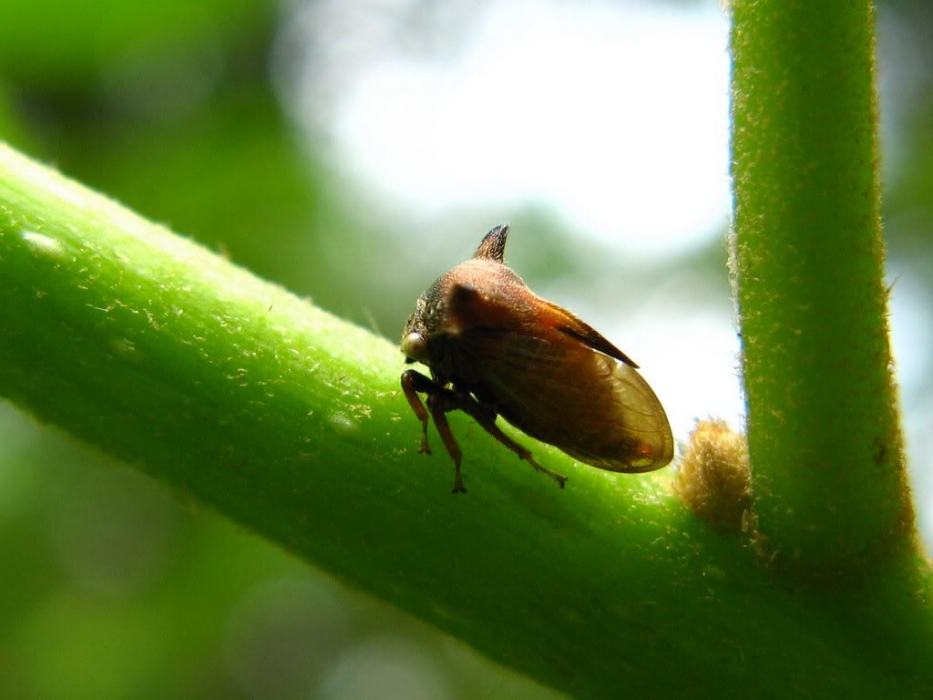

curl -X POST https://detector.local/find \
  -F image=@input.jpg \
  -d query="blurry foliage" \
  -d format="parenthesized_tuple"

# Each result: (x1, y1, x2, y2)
(0, 2, 560, 698)
(1, 0, 932, 697)
(0, 0, 271, 87)
(0, 409, 558, 700)
(886, 97, 933, 264)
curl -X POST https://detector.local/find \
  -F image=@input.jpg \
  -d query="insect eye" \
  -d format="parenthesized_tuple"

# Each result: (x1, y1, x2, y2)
(401, 332, 429, 362)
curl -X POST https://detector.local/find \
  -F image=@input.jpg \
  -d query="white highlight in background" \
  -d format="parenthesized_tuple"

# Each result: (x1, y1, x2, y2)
(285, 0, 731, 255)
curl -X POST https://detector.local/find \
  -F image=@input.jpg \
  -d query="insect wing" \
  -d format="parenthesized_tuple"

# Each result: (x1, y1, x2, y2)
(461, 327, 673, 472)
(566, 352, 674, 472)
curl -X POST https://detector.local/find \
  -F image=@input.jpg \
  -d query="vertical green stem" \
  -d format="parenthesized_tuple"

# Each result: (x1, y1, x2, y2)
(731, 1, 912, 575)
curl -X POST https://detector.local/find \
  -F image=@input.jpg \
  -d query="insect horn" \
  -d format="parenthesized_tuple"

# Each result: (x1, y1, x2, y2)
(473, 224, 509, 262)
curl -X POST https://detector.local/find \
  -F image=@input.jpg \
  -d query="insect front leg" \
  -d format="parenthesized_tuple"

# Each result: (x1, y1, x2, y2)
(401, 370, 468, 493)
(401, 369, 433, 454)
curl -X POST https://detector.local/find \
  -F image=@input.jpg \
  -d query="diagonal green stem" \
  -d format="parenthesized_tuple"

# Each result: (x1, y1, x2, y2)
(0, 128, 931, 699)
(730, 0, 912, 576)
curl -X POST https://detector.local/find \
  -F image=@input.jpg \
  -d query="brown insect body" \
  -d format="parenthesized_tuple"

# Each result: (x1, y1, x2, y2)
(401, 225, 673, 493)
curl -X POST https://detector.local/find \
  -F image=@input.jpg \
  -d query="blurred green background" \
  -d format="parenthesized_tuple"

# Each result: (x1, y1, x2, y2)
(1, 1, 931, 698)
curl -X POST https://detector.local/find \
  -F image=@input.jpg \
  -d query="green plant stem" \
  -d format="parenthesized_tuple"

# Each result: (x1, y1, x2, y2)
(730, 1, 912, 576)
(2, 143, 933, 697)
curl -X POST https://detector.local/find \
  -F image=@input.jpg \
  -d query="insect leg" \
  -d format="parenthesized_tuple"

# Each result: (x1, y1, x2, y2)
(400, 370, 433, 454)
(426, 393, 467, 494)
(447, 393, 567, 489)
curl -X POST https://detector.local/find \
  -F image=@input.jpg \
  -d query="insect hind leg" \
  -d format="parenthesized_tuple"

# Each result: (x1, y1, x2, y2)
(402, 370, 566, 491)
(446, 393, 567, 489)
(426, 393, 467, 494)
